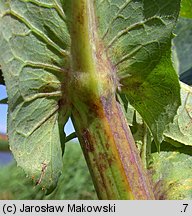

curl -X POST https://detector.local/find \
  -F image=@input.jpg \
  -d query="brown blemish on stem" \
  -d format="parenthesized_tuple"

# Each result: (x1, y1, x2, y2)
(96, 95, 154, 199)
(88, 100, 105, 119)
(76, 2, 85, 25)
(82, 129, 95, 152)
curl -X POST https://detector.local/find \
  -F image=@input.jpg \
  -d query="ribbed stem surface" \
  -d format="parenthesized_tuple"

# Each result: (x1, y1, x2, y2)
(68, 0, 155, 200)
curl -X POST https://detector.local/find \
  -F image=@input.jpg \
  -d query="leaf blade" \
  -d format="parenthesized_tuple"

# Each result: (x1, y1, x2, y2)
(150, 144, 192, 199)
(0, 0, 70, 190)
(95, 0, 181, 146)
(164, 82, 192, 147)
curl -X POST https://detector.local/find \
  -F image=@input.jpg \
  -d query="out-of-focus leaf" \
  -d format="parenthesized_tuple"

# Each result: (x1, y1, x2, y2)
(180, 0, 192, 18)
(149, 142, 192, 199)
(0, 69, 5, 85)
(164, 82, 192, 147)
(95, 0, 181, 147)
(0, 97, 8, 104)
(0, 0, 70, 191)
(180, 67, 192, 85)
(174, 18, 192, 75)
(117, 93, 143, 126)
(172, 44, 180, 74)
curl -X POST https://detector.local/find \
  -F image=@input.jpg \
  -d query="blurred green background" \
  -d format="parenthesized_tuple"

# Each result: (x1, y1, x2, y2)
(0, 140, 97, 200)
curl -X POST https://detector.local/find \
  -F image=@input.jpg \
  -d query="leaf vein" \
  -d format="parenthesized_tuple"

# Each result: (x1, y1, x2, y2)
(3, 10, 69, 57)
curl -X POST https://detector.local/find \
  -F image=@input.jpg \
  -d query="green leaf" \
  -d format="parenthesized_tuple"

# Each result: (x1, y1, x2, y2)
(174, 18, 192, 75)
(0, 0, 70, 191)
(120, 82, 192, 149)
(95, 0, 181, 146)
(149, 142, 192, 199)
(164, 82, 192, 147)
(180, 0, 192, 18)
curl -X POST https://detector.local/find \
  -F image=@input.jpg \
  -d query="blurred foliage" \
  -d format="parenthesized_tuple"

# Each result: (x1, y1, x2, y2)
(0, 69, 5, 85)
(0, 134, 9, 151)
(0, 140, 9, 151)
(0, 142, 97, 200)
(174, 18, 192, 76)
(180, 0, 192, 18)
(180, 68, 192, 85)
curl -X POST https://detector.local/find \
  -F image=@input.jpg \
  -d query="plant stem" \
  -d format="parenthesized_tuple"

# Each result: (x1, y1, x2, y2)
(68, 0, 155, 199)
(71, 96, 155, 199)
